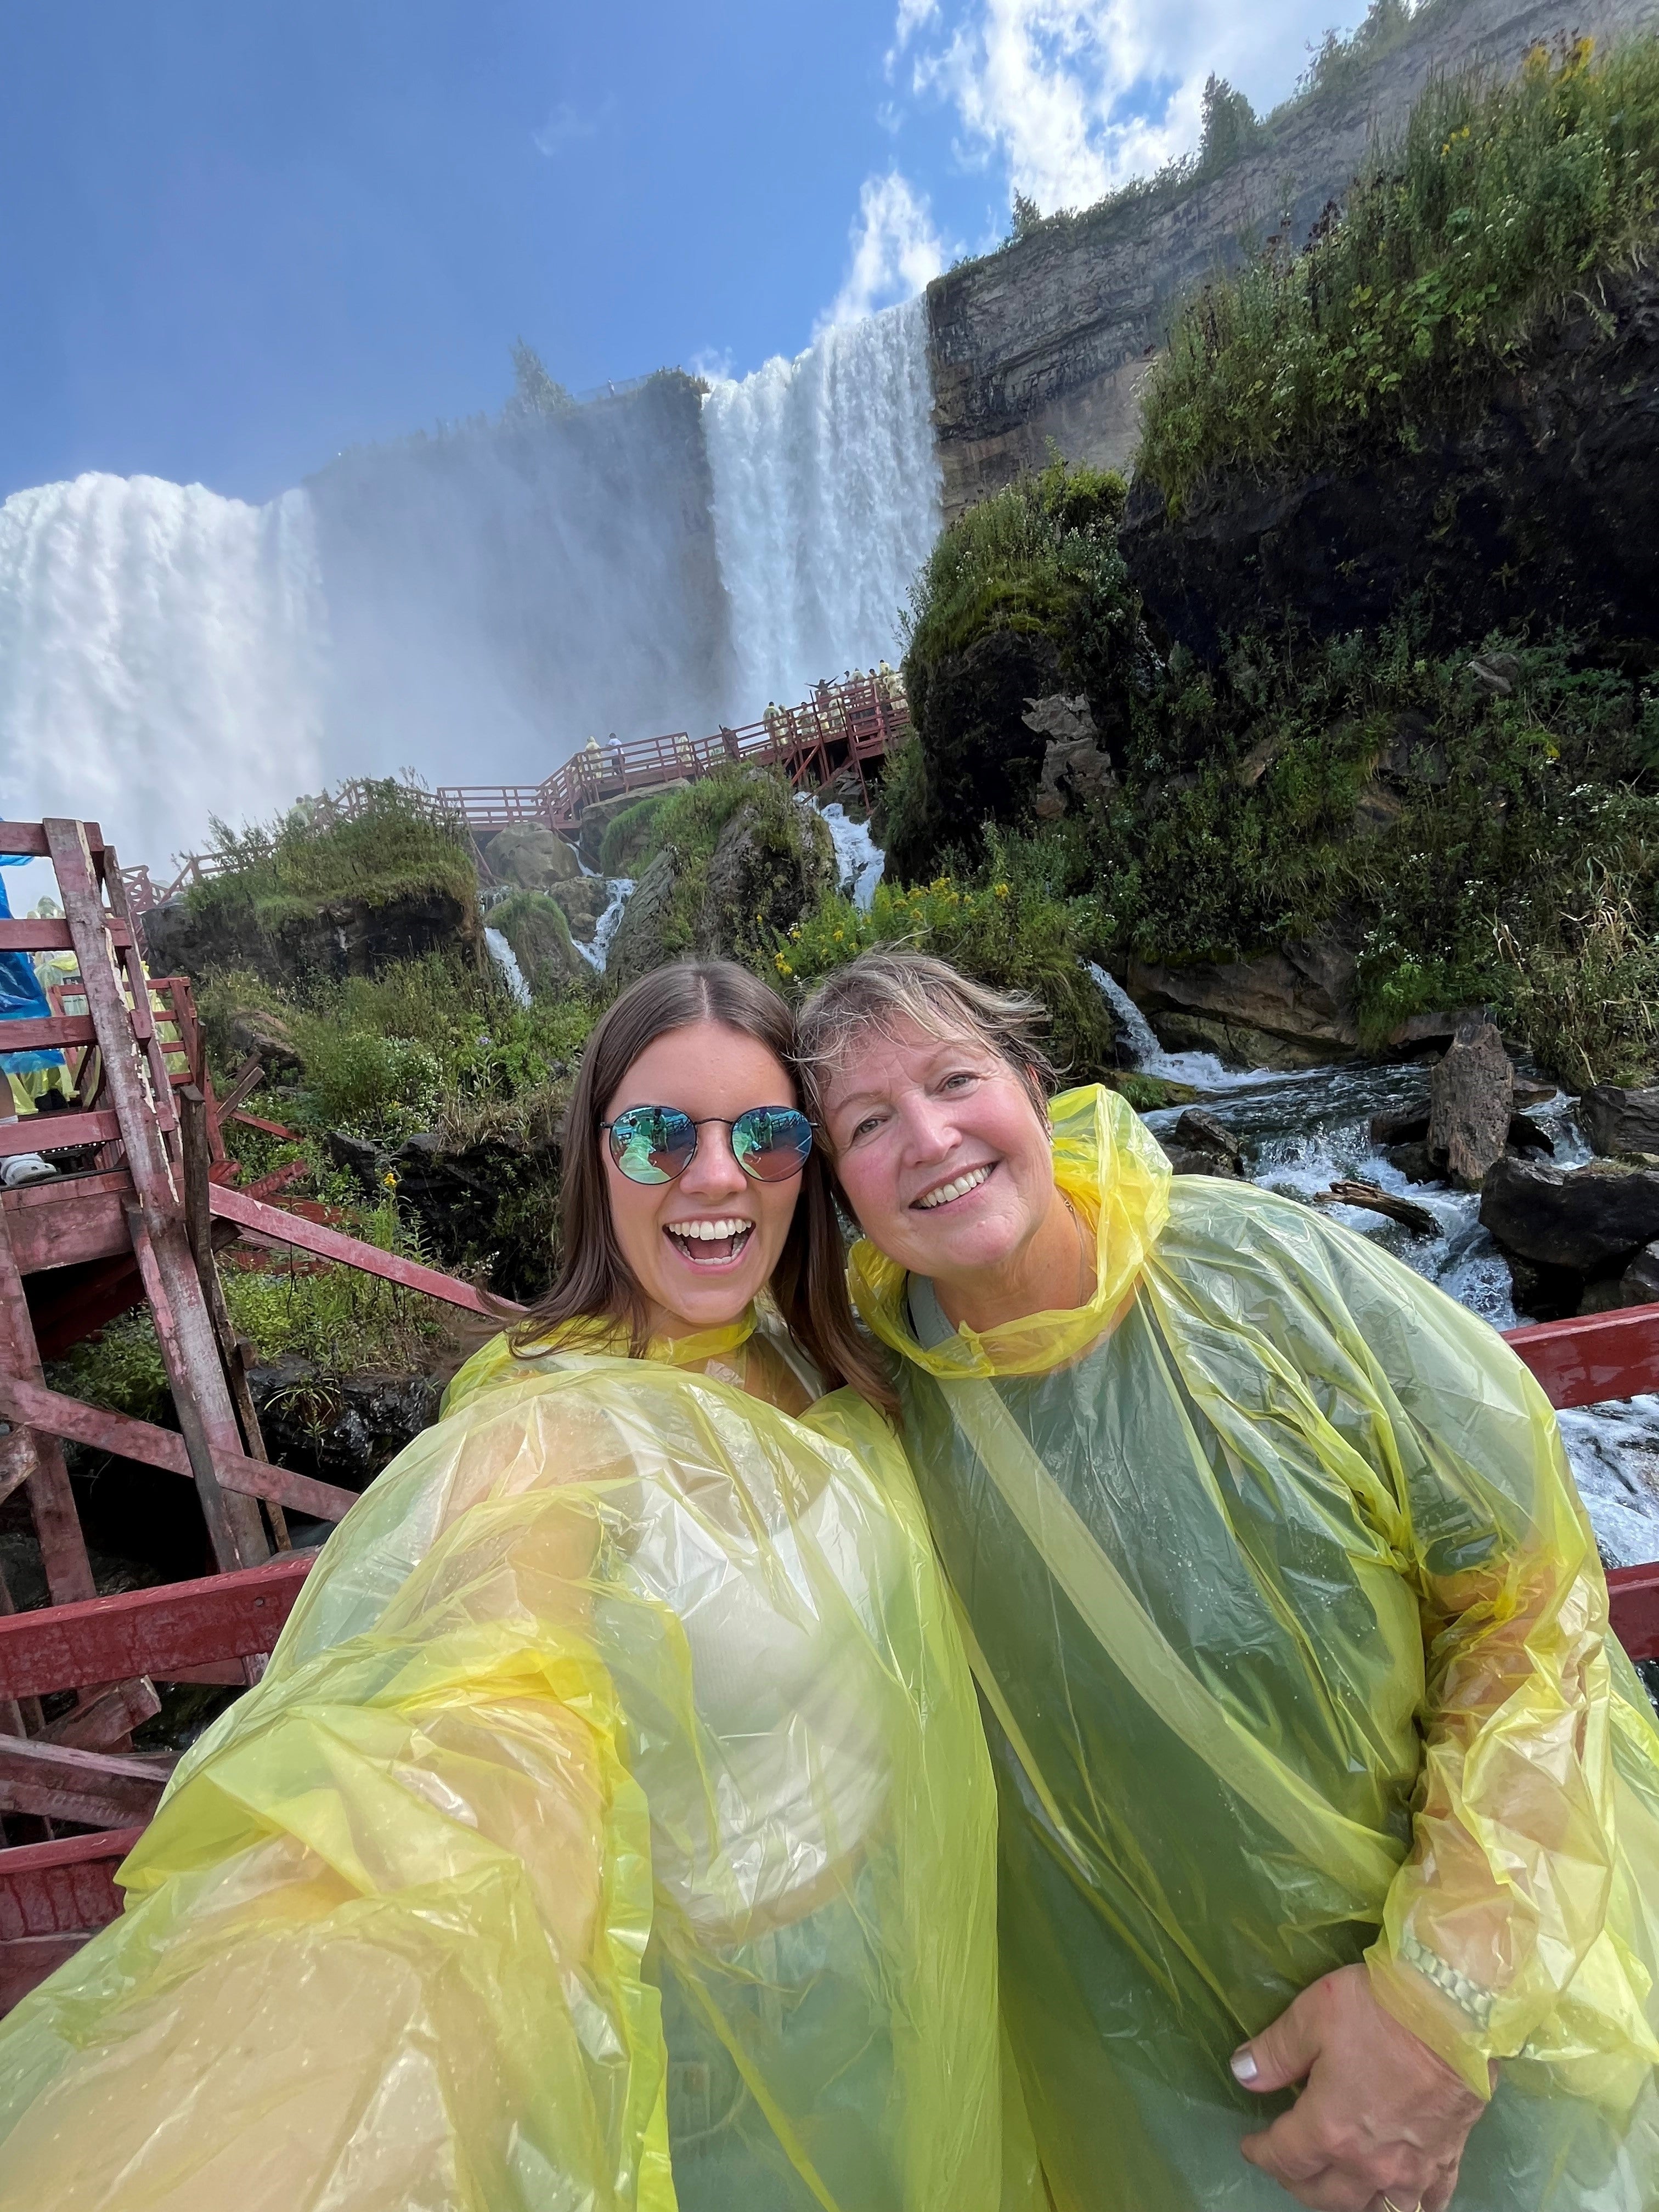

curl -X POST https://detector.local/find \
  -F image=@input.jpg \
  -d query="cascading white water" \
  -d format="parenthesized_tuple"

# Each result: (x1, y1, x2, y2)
(817, 800, 884, 912)
(483, 926, 533, 1006)
(0, 473, 327, 868)
(702, 298, 942, 714)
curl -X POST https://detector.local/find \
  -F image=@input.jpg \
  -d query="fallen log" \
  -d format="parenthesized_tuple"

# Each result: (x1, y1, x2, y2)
(1316, 1180, 1441, 1237)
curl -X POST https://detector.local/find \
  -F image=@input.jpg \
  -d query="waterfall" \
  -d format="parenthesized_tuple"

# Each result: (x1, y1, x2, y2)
(816, 800, 885, 913)
(0, 473, 327, 871)
(703, 298, 942, 713)
(577, 877, 636, 974)
(484, 926, 533, 1006)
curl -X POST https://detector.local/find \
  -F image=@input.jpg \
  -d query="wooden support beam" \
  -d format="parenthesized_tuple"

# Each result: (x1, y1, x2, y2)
(0, 1737, 170, 1827)
(210, 1181, 519, 1318)
(0, 1555, 313, 1702)
(180, 1087, 288, 1553)
(1504, 1302, 1659, 1412)
(36, 1677, 160, 1750)
(0, 1209, 94, 1608)
(0, 1014, 97, 1052)
(0, 1375, 357, 1525)
(0, 1110, 122, 1156)
(0, 918, 132, 952)
(0, 822, 104, 860)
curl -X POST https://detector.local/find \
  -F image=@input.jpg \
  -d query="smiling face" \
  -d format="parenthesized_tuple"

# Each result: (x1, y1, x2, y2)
(822, 1014, 1075, 1327)
(601, 1018, 805, 1339)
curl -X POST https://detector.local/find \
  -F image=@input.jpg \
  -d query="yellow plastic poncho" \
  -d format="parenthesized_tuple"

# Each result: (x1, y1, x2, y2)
(0, 1314, 1025, 2212)
(850, 1084, 1659, 2212)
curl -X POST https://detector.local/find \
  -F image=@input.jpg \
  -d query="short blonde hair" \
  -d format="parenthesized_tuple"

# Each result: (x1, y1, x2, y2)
(793, 950, 1055, 1131)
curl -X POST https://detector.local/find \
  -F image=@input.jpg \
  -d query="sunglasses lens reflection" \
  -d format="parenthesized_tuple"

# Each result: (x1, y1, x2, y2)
(731, 1108, 814, 1181)
(608, 1107, 697, 1184)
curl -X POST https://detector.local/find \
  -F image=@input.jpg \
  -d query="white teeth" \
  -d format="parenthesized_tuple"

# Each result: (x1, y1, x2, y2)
(918, 1166, 991, 1210)
(666, 1218, 753, 1243)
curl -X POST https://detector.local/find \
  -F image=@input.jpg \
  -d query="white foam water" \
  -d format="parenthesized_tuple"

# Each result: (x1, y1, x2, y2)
(0, 473, 327, 870)
(579, 878, 635, 973)
(703, 299, 942, 714)
(483, 927, 533, 1006)
(816, 800, 884, 912)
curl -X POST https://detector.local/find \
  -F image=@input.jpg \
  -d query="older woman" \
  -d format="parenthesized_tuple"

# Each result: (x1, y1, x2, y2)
(797, 949, 1659, 2212)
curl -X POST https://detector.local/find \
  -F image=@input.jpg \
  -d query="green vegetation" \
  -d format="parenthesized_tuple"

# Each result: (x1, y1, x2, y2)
(189, 778, 479, 934)
(777, 834, 1119, 1080)
(618, 765, 833, 965)
(598, 792, 672, 874)
(489, 889, 581, 995)
(1137, 38, 1659, 509)
(893, 456, 1137, 875)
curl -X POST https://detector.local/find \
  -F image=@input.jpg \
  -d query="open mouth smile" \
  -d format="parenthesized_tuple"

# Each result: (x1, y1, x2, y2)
(664, 1217, 755, 1266)
(913, 1163, 995, 1211)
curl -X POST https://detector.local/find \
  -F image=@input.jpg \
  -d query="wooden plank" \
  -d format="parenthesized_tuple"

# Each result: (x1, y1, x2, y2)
(0, 1210, 94, 1607)
(0, 822, 102, 860)
(0, 919, 131, 952)
(37, 1677, 160, 1750)
(0, 1110, 123, 1157)
(210, 1181, 518, 1318)
(1503, 1303, 1659, 1412)
(0, 1375, 357, 1525)
(0, 1556, 313, 1701)
(0, 1015, 96, 1052)
(104, 847, 183, 1146)
(180, 1087, 288, 1553)
(1, 1931, 92, 2011)
(127, 1207, 270, 1567)
(4, 1183, 136, 1276)
(1609, 1565, 1659, 1664)
(0, 1738, 170, 1827)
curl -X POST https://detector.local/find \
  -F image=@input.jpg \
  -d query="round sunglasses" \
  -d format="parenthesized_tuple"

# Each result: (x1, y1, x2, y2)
(600, 1104, 815, 1186)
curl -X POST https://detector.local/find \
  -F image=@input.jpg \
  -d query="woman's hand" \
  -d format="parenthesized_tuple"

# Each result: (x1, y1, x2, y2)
(1231, 1965, 1489, 2211)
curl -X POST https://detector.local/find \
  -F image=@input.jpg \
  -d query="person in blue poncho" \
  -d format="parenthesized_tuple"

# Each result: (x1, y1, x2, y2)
(0, 858, 69, 1189)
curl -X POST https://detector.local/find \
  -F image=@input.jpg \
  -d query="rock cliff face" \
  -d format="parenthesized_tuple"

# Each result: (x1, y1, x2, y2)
(924, 0, 1659, 520)
(1120, 268, 1659, 656)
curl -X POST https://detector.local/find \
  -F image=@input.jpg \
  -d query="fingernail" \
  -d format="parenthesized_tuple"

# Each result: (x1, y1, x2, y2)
(1230, 2046, 1259, 2084)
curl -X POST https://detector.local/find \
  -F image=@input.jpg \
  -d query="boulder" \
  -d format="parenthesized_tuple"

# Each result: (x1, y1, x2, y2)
(552, 876, 611, 941)
(484, 822, 581, 892)
(143, 887, 483, 990)
(1172, 1107, 1243, 1173)
(225, 1007, 304, 1078)
(1370, 1103, 1430, 1147)
(1024, 695, 1118, 821)
(605, 848, 680, 991)
(1127, 936, 1359, 1069)
(1621, 1242, 1659, 1308)
(1581, 1085, 1659, 1160)
(571, 784, 688, 873)
(1479, 1158, 1659, 1277)
(1427, 1018, 1513, 1190)
(696, 795, 836, 967)
(249, 1357, 443, 1496)
(490, 890, 585, 994)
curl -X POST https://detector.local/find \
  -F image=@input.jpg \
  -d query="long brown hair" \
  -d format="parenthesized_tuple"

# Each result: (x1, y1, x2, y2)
(514, 961, 890, 1403)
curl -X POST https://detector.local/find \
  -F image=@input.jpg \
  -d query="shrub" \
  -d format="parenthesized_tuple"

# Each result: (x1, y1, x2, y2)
(598, 793, 672, 876)
(1137, 36, 1659, 510)
(189, 777, 479, 933)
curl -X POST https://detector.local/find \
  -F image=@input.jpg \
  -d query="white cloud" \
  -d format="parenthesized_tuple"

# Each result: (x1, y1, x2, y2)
(816, 172, 952, 333)
(532, 96, 614, 157)
(904, 0, 1340, 213)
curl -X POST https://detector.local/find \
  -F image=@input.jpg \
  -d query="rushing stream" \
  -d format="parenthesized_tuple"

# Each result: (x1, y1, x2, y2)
(1088, 970, 1659, 1568)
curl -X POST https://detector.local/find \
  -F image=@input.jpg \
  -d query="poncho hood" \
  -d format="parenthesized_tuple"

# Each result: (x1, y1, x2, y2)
(848, 1082, 1173, 1378)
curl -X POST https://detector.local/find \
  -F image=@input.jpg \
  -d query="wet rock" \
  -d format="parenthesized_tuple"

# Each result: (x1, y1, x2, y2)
(144, 887, 483, 991)
(1024, 695, 1118, 821)
(1160, 1143, 1227, 1177)
(1370, 1103, 1430, 1147)
(1512, 1074, 1559, 1110)
(249, 1357, 443, 1494)
(1506, 1114, 1554, 1159)
(482, 823, 580, 892)
(1428, 1018, 1512, 1190)
(491, 889, 586, 992)
(697, 793, 834, 966)
(1172, 1107, 1243, 1173)
(1502, 1251, 1592, 1324)
(552, 876, 611, 940)
(1480, 1158, 1659, 1278)
(1621, 1242, 1659, 1307)
(1385, 1141, 1442, 1186)
(605, 848, 680, 990)
(573, 785, 687, 873)
(1383, 1007, 1488, 1055)
(1126, 936, 1360, 1068)
(1120, 268, 1659, 660)
(1581, 1085, 1659, 1160)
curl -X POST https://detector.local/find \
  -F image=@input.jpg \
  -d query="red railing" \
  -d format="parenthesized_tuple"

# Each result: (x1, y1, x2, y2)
(120, 679, 910, 914)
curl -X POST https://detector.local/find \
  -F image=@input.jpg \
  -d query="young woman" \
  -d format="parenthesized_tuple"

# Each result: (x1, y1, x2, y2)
(0, 962, 1023, 2212)
(797, 947, 1659, 2212)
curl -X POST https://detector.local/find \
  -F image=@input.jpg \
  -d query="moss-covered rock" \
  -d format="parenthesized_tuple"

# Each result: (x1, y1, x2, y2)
(484, 822, 582, 891)
(490, 889, 585, 995)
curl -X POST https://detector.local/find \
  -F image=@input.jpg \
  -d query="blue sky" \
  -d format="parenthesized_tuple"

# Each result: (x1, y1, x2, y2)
(0, 0, 1361, 507)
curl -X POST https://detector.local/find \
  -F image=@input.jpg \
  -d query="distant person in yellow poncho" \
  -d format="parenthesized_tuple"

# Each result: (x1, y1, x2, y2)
(0, 961, 1028, 2212)
(798, 949, 1659, 2212)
